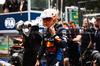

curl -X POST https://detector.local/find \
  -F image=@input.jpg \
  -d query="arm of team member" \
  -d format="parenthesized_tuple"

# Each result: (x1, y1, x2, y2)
(73, 35, 82, 42)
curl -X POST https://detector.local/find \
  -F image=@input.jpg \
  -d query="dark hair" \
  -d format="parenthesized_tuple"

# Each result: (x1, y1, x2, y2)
(96, 17, 100, 23)
(62, 21, 69, 27)
(69, 20, 76, 26)
(12, 0, 18, 4)
(5, 0, 11, 6)
(89, 22, 94, 27)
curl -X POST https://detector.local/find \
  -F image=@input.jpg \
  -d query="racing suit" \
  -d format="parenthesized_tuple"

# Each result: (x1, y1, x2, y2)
(37, 28, 67, 66)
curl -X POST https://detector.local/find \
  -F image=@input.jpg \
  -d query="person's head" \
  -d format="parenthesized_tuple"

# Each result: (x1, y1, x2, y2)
(12, 0, 17, 3)
(5, 0, 10, 5)
(62, 21, 69, 29)
(69, 20, 76, 31)
(40, 9, 58, 27)
(95, 17, 100, 28)
(83, 18, 90, 27)
(89, 22, 94, 27)
(94, 19, 97, 25)
(5, 0, 9, 3)
(94, 19, 97, 28)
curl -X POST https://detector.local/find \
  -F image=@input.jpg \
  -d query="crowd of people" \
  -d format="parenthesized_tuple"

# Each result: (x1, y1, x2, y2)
(62, 17, 100, 66)
(36, 9, 100, 66)
(3, 0, 27, 13)
(15, 8, 100, 66)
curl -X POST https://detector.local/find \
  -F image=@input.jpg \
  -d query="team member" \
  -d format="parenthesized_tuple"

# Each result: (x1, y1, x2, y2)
(80, 18, 95, 53)
(94, 17, 100, 52)
(64, 20, 81, 66)
(35, 9, 67, 66)
(70, 18, 95, 66)
(93, 17, 100, 66)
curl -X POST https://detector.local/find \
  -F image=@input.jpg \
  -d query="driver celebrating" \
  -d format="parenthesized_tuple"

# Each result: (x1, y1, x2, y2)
(35, 9, 67, 66)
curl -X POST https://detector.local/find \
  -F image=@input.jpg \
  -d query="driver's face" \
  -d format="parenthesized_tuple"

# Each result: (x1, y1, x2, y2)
(43, 18, 53, 27)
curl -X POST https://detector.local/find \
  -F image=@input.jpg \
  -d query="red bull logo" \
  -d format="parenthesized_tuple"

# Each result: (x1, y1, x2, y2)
(46, 41, 54, 47)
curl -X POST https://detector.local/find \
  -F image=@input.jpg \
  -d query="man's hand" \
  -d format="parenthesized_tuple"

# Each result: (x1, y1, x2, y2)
(63, 48, 66, 51)
(35, 60, 40, 66)
(49, 26, 55, 36)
